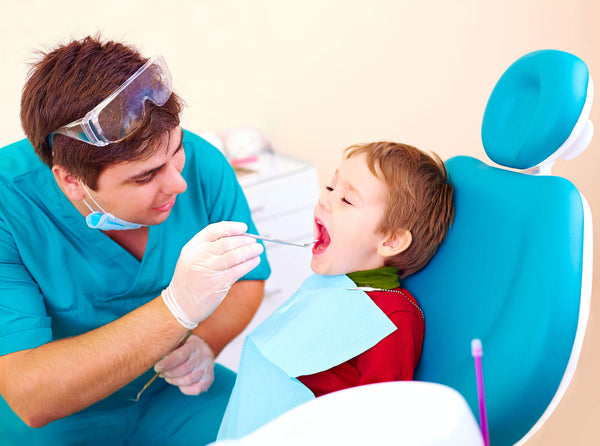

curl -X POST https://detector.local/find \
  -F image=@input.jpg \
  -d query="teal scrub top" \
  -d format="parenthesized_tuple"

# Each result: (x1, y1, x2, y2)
(0, 129, 270, 408)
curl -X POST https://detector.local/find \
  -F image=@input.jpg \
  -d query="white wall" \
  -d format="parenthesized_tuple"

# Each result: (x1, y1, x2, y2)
(1, 1, 599, 444)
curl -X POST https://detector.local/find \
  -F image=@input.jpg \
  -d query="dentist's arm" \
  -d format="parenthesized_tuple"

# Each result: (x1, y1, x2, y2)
(0, 299, 188, 427)
(0, 222, 262, 427)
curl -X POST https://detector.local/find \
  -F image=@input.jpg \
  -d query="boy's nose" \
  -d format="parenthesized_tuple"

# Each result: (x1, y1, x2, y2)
(317, 193, 331, 211)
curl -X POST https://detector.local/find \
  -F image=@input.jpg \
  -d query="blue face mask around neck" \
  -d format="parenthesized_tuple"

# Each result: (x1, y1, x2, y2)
(81, 183, 146, 231)
(85, 211, 145, 231)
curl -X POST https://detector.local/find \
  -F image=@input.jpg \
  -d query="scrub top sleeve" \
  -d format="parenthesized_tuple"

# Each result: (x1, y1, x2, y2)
(0, 215, 52, 356)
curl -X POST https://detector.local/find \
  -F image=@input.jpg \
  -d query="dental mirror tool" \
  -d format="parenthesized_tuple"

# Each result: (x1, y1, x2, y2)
(245, 233, 317, 248)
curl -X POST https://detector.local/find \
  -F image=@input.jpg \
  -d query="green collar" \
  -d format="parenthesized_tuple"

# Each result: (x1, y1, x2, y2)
(347, 266, 400, 290)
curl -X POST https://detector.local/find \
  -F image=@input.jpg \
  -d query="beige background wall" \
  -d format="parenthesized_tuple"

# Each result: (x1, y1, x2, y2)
(1, 1, 598, 444)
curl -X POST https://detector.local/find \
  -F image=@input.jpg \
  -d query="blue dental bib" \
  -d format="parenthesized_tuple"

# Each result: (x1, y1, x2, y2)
(217, 274, 396, 440)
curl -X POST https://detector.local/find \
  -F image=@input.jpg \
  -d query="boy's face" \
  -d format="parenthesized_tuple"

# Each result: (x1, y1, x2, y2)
(311, 153, 389, 275)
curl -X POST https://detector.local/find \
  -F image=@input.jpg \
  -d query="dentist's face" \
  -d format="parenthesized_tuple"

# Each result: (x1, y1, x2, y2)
(85, 126, 187, 226)
(311, 153, 388, 276)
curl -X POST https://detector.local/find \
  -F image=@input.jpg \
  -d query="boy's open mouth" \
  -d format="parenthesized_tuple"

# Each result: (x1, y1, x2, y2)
(312, 218, 331, 254)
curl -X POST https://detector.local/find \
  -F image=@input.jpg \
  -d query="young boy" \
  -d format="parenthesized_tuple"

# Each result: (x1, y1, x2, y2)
(218, 141, 454, 440)
(298, 141, 453, 395)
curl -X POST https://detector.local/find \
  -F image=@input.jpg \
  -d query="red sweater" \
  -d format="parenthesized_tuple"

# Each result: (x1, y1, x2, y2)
(297, 287, 424, 397)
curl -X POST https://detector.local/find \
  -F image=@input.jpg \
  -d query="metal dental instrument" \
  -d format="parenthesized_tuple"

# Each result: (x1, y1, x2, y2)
(244, 233, 317, 248)
(130, 330, 193, 402)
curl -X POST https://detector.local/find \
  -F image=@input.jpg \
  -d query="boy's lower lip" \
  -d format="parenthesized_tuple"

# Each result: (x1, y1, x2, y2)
(154, 198, 176, 212)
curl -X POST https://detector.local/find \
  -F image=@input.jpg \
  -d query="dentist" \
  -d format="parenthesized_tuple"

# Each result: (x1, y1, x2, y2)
(0, 36, 270, 445)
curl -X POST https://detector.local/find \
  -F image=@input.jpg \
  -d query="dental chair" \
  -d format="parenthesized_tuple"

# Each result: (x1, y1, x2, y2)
(213, 49, 593, 446)
(404, 48, 594, 445)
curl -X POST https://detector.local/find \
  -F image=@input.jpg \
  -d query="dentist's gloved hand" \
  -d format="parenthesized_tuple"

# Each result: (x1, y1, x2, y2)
(154, 334, 215, 395)
(162, 221, 263, 329)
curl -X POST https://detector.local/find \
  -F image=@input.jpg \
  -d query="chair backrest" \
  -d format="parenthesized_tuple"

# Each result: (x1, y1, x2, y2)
(405, 49, 594, 446)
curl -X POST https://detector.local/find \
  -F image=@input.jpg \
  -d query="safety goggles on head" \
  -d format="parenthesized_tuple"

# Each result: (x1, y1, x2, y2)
(49, 55, 173, 148)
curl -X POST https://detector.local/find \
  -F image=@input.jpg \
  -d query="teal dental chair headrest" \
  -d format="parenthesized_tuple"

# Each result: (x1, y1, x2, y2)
(482, 49, 593, 172)
(404, 49, 593, 446)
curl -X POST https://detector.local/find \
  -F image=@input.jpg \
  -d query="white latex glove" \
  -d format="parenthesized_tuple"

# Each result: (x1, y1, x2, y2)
(162, 221, 263, 329)
(154, 334, 215, 395)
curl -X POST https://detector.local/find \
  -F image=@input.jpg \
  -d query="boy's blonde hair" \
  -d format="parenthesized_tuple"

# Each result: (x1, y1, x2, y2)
(344, 141, 454, 278)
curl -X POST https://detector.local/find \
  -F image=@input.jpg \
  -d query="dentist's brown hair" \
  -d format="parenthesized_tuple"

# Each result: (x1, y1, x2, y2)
(21, 34, 184, 190)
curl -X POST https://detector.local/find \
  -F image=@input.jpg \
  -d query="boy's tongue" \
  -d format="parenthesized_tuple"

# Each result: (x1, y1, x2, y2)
(313, 221, 331, 254)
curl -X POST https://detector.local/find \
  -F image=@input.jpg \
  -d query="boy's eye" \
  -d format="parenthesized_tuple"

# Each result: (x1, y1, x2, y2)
(324, 186, 352, 205)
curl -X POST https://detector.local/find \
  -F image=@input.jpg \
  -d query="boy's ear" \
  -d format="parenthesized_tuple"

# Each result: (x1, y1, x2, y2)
(52, 165, 85, 201)
(377, 229, 412, 258)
